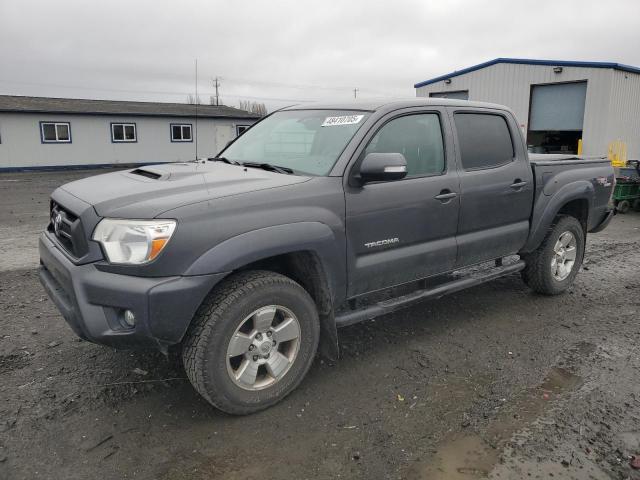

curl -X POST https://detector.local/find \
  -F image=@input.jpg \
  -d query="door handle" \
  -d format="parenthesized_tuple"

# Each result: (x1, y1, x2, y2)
(510, 180, 528, 189)
(434, 190, 458, 201)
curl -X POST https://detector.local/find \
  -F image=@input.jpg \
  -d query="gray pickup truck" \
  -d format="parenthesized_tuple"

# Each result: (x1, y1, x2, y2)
(39, 99, 614, 414)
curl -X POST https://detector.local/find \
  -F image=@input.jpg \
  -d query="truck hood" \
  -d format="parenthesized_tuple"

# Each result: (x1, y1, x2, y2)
(60, 162, 311, 218)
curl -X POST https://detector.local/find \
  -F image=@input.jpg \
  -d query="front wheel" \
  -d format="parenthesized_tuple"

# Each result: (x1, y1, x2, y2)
(521, 215, 585, 295)
(182, 271, 320, 415)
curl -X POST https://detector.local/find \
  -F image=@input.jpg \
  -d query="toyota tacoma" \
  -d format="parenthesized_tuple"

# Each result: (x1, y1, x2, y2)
(39, 99, 615, 414)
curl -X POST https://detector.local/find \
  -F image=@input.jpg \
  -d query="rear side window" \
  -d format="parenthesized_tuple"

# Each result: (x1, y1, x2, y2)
(454, 113, 514, 170)
(364, 113, 445, 177)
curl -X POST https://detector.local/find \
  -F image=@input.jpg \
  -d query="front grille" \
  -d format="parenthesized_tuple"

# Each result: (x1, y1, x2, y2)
(48, 201, 89, 258)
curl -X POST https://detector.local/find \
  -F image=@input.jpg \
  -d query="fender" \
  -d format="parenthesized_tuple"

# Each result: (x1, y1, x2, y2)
(522, 180, 593, 252)
(185, 221, 344, 360)
(185, 222, 340, 279)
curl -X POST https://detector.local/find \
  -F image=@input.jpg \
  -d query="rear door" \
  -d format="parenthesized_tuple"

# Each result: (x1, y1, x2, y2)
(344, 108, 460, 296)
(450, 108, 534, 266)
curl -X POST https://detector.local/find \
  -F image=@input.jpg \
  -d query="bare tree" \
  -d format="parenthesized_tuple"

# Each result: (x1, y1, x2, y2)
(239, 100, 268, 116)
(186, 95, 203, 104)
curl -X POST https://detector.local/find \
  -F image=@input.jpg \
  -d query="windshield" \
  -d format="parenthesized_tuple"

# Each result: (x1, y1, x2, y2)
(220, 110, 371, 175)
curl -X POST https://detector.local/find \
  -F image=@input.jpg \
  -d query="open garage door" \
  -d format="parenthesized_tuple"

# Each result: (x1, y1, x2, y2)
(527, 81, 587, 154)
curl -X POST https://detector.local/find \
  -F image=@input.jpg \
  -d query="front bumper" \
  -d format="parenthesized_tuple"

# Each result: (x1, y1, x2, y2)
(38, 233, 227, 350)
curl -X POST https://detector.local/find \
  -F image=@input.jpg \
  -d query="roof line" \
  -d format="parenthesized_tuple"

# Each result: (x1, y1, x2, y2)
(0, 94, 246, 109)
(0, 94, 261, 119)
(414, 58, 640, 88)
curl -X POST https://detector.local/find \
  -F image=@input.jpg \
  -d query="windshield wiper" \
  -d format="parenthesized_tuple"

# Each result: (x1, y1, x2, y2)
(240, 162, 294, 175)
(207, 156, 241, 165)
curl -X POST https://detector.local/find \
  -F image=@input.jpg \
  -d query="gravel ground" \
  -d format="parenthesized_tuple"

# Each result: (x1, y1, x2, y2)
(0, 169, 639, 480)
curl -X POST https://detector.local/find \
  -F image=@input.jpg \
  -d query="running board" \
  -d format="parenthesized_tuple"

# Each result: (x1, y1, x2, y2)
(335, 260, 525, 327)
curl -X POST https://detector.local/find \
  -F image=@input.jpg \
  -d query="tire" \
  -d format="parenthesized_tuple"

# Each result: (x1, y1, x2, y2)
(182, 270, 320, 415)
(617, 200, 631, 214)
(521, 215, 585, 295)
(633, 199, 640, 212)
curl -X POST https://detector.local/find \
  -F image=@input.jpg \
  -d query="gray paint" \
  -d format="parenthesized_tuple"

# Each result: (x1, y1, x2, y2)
(416, 62, 640, 158)
(39, 99, 614, 351)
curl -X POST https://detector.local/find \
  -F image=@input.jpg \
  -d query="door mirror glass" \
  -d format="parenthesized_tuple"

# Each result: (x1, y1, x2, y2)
(359, 152, 407, 183)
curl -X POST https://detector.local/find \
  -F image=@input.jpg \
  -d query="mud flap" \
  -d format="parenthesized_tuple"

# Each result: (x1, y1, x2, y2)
(318, 312, 340, 362)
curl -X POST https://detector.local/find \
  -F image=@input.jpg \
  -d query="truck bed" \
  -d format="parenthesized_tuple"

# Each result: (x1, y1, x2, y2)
(529, 153, 609, 166)
(524, 153, 614, 252)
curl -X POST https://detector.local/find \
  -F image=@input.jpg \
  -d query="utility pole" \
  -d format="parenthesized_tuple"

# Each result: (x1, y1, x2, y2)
(212, 77, 221, 106)
(194, 59, 198, 160)
(353, 87, 359, 99)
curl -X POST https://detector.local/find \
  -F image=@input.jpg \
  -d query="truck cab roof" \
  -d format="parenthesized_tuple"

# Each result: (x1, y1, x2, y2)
(283, 98, 510, 113)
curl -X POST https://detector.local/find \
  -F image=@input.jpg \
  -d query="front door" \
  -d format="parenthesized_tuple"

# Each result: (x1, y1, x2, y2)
(345, 110, 460, 297)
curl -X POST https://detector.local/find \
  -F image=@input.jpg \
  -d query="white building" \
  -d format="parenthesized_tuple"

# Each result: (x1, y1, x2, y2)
(0, 96, 260, 171)
(415, 58, 640, 158)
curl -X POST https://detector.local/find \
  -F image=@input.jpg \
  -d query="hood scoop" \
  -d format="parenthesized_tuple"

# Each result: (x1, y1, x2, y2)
(129, 168, 168, 180)
(130, 168, 163, 180)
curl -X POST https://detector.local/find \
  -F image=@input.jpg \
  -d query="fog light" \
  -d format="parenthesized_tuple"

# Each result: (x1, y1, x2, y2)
(123, 309, 136, 328)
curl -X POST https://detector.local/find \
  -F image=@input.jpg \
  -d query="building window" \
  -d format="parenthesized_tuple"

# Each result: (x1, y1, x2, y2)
(111, 123, 137, 142)
(170, 124, 192, 142)
(236, 125, 250, 136)
(40, 122, 71, 143)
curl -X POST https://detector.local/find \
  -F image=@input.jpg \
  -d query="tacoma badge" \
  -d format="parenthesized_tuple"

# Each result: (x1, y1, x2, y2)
(364, 237, 399, 248)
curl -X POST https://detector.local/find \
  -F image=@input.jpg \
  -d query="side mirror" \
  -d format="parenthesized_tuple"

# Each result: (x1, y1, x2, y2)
(359, 152, 408, 184)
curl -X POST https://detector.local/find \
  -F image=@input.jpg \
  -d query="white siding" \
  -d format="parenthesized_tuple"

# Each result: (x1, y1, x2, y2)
(0, 113, 255, 169)
(416, 63, 628, 157)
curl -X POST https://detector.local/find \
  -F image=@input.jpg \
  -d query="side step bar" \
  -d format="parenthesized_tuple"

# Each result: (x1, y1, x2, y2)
(335, 260, 525, 328)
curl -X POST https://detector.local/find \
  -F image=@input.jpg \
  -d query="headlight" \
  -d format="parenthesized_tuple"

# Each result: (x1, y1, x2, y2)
(92, 219, 177, 264)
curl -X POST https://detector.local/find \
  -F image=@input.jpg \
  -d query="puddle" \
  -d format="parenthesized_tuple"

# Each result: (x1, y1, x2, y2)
(413, 367, 583, 479)
(421, 434, 497, 479)
(540, 367, 583, 394)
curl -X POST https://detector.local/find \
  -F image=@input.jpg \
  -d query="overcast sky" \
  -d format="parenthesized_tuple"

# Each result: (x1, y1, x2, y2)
(1, 0, 639, 111)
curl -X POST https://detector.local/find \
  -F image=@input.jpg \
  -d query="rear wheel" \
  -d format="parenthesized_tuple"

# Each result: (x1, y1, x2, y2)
(182, 271, 320, 415)
(521, 215, 585, 295)
(632, 199, 640, 212)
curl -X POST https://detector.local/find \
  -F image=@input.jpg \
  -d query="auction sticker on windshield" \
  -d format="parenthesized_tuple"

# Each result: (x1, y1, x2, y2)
(322, 115, 364, 127)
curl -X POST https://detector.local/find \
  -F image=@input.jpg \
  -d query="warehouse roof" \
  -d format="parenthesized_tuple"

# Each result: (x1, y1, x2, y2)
(414, 58, 640, 88)
(0, 95, 261, 119)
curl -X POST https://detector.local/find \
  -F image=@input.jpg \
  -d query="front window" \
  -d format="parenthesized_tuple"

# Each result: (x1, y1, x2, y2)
(221, 110, 370, 175)
(364, 113, 445, 177)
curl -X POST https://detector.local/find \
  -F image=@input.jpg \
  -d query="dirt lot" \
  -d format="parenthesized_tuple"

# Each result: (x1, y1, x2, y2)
(1, 169, 639, 480)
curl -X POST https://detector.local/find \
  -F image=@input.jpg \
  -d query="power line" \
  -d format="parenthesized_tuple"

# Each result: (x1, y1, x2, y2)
(0, 79, 316, 103)
(222, 75, 406, 96)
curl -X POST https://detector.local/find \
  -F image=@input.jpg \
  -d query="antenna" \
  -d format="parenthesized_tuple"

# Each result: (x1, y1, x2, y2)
(194, 58, 199, 160)
(353, 87, 359, 99)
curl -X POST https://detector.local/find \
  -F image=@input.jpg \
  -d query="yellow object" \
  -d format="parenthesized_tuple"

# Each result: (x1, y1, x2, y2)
(577, 138, 583, 155)
(608, 140, 627, 167)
